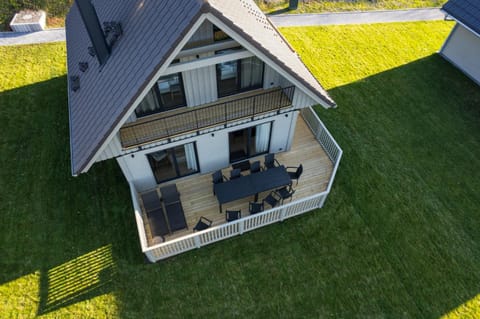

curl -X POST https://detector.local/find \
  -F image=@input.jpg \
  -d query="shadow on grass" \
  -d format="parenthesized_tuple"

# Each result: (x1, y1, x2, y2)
(0, 76, 142, 315)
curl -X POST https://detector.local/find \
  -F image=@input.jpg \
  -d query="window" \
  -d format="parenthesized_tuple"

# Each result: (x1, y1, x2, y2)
(135, 73, 186, 117)
(229, 122, 271, 163)
(147, 143, 199, 184)
(213, 25, 230, 42)
(216, 55, 264, 98)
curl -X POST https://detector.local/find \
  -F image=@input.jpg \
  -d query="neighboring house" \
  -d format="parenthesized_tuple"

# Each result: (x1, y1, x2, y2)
(66, 0, 342, 262)
(440, 0, 480, 85)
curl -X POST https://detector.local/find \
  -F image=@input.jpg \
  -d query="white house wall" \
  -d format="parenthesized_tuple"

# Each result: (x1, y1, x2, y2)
(292, 88, 318, 109)
(117, 112, 297, 192)
(441, 23, 480, 85)
(96, 134, 125, 162)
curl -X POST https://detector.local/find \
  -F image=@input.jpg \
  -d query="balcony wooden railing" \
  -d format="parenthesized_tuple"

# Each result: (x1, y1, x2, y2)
(120, 86, 295, 149)
(129, 106, 342, 262)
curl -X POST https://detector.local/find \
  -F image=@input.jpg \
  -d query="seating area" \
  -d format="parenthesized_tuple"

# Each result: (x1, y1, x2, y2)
(213, 153, 303, 220)
(139, 184, 188, 244)
(138, 116, 334, 245)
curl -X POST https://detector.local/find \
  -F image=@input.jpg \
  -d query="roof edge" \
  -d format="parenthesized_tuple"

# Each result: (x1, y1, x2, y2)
(73, 9, 208, 175)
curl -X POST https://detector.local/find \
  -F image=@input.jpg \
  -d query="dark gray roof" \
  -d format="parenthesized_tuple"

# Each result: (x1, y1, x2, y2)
(443, 0, 480, 35)
(66, 0, 335, 175)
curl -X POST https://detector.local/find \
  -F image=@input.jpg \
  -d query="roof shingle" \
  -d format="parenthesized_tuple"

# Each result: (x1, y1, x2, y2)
(443, 0, 480, 35)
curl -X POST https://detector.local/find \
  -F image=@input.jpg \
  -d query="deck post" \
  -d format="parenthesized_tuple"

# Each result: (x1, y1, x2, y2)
(194, 235, 201, 248)
(279, 206, 286, 221)
(239, 219, 244, 235)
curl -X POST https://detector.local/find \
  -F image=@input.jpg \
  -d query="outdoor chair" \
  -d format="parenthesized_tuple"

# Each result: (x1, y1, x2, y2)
(232, 160, 250, 172)
(286, 164, 303, 186)
(250, 160, 261, 174)
(264, 153, 280, 170)
(263, 191, 281, 208)
(230, 168, 242, 180)
(249, 202, 264, 214)
(212, 170, 227, 195)
(193, 216, 213, 232)
(160, 184, 180, 205)
(276, 185, 295, 204)
(226, 210, 242, 222)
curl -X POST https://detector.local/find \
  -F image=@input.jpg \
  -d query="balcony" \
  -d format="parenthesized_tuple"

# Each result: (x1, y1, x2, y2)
(129, 107, 342, 262)
(120, 86, 295, 149)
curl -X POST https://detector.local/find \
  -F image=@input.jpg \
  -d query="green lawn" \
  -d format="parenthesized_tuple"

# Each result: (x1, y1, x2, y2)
(258, 0, 447, 14)
(1, 21, 480, 318)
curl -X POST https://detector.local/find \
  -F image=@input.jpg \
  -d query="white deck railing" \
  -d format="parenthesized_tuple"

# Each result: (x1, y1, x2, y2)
(129, 106, 343, 262)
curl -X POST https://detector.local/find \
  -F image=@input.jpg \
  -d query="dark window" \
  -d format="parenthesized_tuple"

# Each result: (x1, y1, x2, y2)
(229, 123, 271, 163)
(216, 55, 264, 98)
(135, 73, 186, 117)
(148, 143, 199, 184)
(213, 25, 231, 42)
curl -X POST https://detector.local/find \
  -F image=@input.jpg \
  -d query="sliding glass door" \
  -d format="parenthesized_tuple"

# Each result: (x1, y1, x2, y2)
(135, 73, 187, 117)
(216, 54, 264, 98)
(229, 122, 271, 163)
(147, 143, 199, 184)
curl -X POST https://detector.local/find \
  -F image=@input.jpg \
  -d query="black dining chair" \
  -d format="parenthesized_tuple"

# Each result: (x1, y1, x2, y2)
(286, 164, 303, 186)
(264, 153, 280, 170)
(250, 161, 261, 174)
(193, 216, 213, 232)
(230, 168, 242, 180)
(226, 210, 242, 222)
(276, 185, 295, 204)
(212, 170, 227, 195)
(249, 202, 264, 214)
(263, 191, 281, 208)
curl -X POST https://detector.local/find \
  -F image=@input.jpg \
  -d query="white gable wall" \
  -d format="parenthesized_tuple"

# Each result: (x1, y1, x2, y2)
(440, 23, 480, 85)
(95, 15, 323, 167)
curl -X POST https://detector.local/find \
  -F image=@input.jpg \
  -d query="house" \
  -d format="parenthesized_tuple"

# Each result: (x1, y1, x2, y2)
(66, 0, 342, 262)
(440, 0, 480, 85)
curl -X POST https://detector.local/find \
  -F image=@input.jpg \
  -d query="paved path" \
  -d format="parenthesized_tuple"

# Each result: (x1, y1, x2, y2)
(0, 28, 65, 46)
(269, 8, 445, 27)
(0, 8, 446, 46)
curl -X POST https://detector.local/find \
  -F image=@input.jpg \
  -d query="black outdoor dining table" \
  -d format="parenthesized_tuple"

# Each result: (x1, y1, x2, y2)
(214, 165, 291, 212)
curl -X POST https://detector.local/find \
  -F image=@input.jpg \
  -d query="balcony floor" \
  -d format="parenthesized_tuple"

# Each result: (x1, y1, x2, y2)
(141, 114, 334, 245)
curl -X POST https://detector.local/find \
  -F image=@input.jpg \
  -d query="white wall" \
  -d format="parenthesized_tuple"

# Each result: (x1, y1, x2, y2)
(441, 23, 480, 85)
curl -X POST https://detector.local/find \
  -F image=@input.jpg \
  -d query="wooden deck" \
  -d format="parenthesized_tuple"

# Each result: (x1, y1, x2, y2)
(140, 115, 334, 246)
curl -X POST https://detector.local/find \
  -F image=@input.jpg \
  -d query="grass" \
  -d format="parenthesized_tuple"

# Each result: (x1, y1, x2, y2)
(1, 20, 480, 318)
(258, 0, 447, 14)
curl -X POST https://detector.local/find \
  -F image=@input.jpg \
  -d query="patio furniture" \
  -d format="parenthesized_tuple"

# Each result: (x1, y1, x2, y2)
(232, 159, 251, 172)
(213, 166, 291, 213)
(263, 191, 281, 208)
(264, 153, 280, 170)
(212, 170, 227, 195)
(286, 164, 303, 186)
(193, 216, 213, 231)
(226, 210, 242, 222)
(230, 168, 242, 180)
(249, 202, 264, 214)
(147, 208, 168, 241)
(160, 184, 180, 204)
(140, 190, 169, 240)
(160, 184, 187, 232)
(276, 185, 295, 204)
(250, 160, 261, 174)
